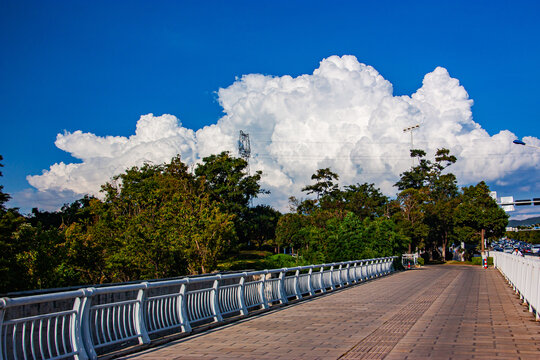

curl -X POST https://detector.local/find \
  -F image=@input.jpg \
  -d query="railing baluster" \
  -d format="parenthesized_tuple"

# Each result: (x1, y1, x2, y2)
(61, 315, 67, 357)
(13, 323, 18, 360)
(38, 318, 45, 359)
(22, 321, 28, 360)
(46, 315, 52, 358)
(30, 319, 36, 360)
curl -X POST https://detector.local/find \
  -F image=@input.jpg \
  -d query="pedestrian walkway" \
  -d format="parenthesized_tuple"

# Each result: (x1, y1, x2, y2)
(121, 265, 540, 359)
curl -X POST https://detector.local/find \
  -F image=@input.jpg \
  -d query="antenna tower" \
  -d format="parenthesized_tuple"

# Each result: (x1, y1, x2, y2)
(238, 130, 251, 174)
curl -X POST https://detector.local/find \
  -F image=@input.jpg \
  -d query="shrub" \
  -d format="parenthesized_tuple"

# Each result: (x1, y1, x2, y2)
(471, 257, 493, 266)
(417, 257, 425, 266)
(263, 254, 308, 269)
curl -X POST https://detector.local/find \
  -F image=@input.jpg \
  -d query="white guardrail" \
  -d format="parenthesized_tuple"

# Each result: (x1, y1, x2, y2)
(492, 252, 540, 321)
(0, 257, 397, 360)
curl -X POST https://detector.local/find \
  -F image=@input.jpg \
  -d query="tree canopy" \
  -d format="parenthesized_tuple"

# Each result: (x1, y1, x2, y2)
(0, 148, 512, 293)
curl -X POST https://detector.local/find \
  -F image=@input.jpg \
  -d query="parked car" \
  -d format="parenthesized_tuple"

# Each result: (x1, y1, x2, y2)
(531, 244, 540, 255)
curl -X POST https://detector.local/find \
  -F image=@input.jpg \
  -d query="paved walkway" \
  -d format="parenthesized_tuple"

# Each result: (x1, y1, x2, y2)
(122, 265, 540, 359)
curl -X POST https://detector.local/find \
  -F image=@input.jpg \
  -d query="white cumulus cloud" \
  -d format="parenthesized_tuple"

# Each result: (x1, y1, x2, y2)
(26, 55, 540, 212)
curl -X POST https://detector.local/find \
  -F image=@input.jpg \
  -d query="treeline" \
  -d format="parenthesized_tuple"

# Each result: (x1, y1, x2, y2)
(0, 148, 508, 293)
(273, 149, 508, 264)
(0, 153, 277, 292)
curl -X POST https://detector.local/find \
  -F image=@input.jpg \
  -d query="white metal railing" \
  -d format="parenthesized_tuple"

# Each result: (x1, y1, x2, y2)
(492, 252, 540, 321)
(0, 257, 396, 359)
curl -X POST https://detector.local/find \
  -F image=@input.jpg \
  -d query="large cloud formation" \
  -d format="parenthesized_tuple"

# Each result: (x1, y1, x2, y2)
(28, 55, 540, 211)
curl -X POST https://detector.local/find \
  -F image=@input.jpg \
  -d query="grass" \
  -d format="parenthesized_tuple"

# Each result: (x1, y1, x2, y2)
(217, 250, 308, 272)
(217, 250, 273, 271)
(445, 257, 493, 266)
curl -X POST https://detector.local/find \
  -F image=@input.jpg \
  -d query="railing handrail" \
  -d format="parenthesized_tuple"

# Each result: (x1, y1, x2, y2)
(0, 256, 397, 360)
(492, 252, 540, 322)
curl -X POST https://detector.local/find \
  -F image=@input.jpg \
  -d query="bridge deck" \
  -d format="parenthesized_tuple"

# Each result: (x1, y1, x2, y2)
(122, 265, 540, 359)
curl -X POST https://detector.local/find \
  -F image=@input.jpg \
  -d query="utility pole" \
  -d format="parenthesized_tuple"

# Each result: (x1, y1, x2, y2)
(403, 124, 420, 167)
(481, 228, 485, 254)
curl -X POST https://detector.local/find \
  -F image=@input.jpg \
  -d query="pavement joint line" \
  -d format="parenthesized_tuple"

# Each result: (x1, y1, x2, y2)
(108, 271, 400, 359)
(338, 269, 461, 359)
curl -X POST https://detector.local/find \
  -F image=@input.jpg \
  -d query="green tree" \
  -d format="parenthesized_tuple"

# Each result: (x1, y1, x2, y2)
(395, 149, 432, 190)
(12, 222, 71, 289)
(64, 156, 237, 282)
(393, 188, 428, 254)
(454, 181, 508, 247)
(195, 152, 266, 214)
(244, 205, 281, 249)
(275, 213, 307, 254)
(0, 155, 32, 292)
(342, 183, 389, 219)
(194, 151, 267, 245)
(0, 155, 10, 210)
(394, 148, 459, 260)
(302, 168, 340, 199)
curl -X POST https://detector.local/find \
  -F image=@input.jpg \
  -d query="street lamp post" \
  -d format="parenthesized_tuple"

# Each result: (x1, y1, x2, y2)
(403, 124, 420, 166)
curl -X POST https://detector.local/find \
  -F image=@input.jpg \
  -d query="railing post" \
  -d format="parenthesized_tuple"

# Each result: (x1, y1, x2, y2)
(135, 282, 151, 345)
(294, 269, 302, 300)
(178, 282, 192, 333)
(0, 299, 5, 360)
(238, 273, 248, 315)
(330, 265, 336, 290)
(364, 260, 370, 280)
(364, 260, 370, 279)
(308, 267, 315, 296)
(71, 292, 89, 360)
(319, 266, 326, 293)
(211, 275, 224, 322)
(81, 288, 97, 360)
(279, 269, 288, 304)
(259, 270, 269, 309)
(344, 263, 351, 285)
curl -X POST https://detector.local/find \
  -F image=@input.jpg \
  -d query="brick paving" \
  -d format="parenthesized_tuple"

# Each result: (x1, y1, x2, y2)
(121, 265, 540, 360)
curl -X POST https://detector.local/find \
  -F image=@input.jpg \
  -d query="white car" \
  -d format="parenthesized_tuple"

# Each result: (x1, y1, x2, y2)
(531, 244, 540, 254)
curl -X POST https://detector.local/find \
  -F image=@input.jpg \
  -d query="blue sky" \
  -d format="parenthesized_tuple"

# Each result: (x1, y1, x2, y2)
(1, 0, 539, 218)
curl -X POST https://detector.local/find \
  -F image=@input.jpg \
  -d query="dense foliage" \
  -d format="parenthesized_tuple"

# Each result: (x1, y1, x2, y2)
(393, 149, 508, 261)
(0, 147, 510, 293)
